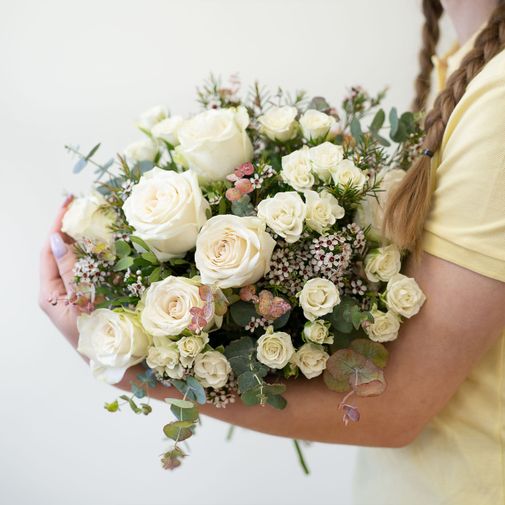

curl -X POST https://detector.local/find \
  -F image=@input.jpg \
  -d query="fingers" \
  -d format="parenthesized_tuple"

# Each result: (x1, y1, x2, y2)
(50, 232, 77, 294)
(51, 194, 74, 234)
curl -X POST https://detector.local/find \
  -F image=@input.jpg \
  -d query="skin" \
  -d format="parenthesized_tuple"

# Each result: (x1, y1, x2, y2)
(39, 2, 505, 448)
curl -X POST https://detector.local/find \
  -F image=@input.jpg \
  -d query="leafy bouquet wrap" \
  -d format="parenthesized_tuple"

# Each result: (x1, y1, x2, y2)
(61, 75, 426, 470)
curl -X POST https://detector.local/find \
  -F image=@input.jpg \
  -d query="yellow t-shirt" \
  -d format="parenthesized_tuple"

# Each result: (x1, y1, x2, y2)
(352, 36, 505, 505)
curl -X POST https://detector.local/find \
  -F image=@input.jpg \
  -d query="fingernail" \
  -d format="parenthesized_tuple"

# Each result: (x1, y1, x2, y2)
(50, 233, 68, 259)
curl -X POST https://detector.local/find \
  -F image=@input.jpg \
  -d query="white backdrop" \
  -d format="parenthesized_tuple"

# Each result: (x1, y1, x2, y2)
(0, 1, 452, 504)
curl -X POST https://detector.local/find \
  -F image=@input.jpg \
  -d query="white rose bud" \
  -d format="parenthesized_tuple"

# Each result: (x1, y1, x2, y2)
(304, 190, 345, 234)
(294, 343, 329, 379)
(309, 142, 344, 182)
(77, 309, 150, 384)
(331, 159, 367, 190)
(177, 333, 209, 367)
(195, 215, 276, 289)
(303, 319, 334, 345)
(140, 276, 219, 337)
(124, 139, 158, 163)
(151, 116, 183, 146)
(364, 244, 402, 282)
(193, 351, 232, 389)
(281, 146, 315, 192)
(386, 273, 426, 318)
(299, 109, 336, 141)
(123, 167, 209, 261)
(299, 277, 340, 321)
(256, 329, 295, 369)
(138, 105, 169, 130)
(258, 105, 298, 142)
(365, 308, 401, 343)
(146, 337, 184, 379)
(176, 106, 253, 182)
(257, 191, 306, 244)
(62, 192, 116, 247)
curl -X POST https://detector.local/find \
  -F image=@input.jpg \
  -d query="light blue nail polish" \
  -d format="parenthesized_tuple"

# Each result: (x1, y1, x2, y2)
(50, 233, 68, 259)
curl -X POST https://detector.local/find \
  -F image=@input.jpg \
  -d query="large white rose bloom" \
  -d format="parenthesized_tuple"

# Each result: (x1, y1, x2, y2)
(365, 308, 401, 343)
(146, 336, 184, 379)
(364, 244, 402, 282)
(386, 273, 426, 318)
(122, 167, 209, 261)
(151, 116, 183, 146)
(331, 159, 367, 190)
(308, 142, 344, 182)
(140, 276, 221, 337)
(299, 277, 341, 321)
(124, 139, 158, 163)
(281, 146, 315, 191)
(193, 351, 232, 389)
(257, 105, 298, 142)
(256, 330, 295, 369)
(304, 190, 344, 234)
(294, 343, 329, 379)
(195, 215, 276, 289)
(77, 309, 151, 384)
(257, 191, 306, 244)
(299, 109, 336, 141)
(61, 192, 116, 247)
(176, 106, 253, 182)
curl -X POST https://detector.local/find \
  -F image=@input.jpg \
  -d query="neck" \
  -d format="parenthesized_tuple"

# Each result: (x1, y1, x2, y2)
(442, 0, 498, 44)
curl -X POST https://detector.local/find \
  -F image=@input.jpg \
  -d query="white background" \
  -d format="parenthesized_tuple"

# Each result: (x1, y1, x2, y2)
(0, 1, 452, 504)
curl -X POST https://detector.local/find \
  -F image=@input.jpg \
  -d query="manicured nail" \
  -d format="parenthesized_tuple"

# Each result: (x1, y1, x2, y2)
(50, 233, 68, 259)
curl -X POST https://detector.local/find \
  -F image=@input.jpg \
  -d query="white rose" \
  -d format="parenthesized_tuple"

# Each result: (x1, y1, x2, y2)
(258, 105, 298, 142)
(195, 215, 276, 289)
(138, 105, 169, 130)
(146, 337, 184, 379)
(122, 167, 209, 261)
(365, 308, 400, 343)
(140, 276, 220, 337)
(77, 309, 150, 384)
(62, 192, 116, 247)
(124, 139, 158, 163)
(256, 330, 295, 369)
(177, 333, 209, 367)
(257, 191, 306, 244)
(193, 351, 231, 389)
(304, 190, 345, 234)
(299, 110, 336, 141)
(176, 106, 253, 182)
(356, 168, 406, 241)
(303, 319, 334, 345)
(364, 244, 402, 282)
(309, 142, 344, 182)
(331, 159, 367, 190)
(151, 116, 183, 146)
(294, 343, 329, 379)
(386, 273, 426, 318)
(299, 277, 340, 321)
(281, 147, 315, 191)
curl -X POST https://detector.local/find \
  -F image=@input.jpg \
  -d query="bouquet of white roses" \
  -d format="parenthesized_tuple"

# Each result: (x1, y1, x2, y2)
(61, 75, 426, 470)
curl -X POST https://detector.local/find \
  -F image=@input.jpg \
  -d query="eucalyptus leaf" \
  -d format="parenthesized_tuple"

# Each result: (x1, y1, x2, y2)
(164, 398, 195, 409)
(163, 421, 194, 442)
(267, 394, 287, 410)
(115, 239, 131, 258)
(170, 404, 199, 422)
(113, 256, 134, 272)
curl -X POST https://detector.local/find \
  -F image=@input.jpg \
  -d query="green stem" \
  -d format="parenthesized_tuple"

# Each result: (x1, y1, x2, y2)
(293, 439, 310, 475)
(226, 425, 235, 442)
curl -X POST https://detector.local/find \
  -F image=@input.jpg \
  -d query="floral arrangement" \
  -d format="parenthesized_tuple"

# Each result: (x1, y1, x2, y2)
(61, 75, 426, 471)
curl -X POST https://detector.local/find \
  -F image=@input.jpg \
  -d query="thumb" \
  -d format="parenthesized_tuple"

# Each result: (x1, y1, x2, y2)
(50, 232, 77, 294)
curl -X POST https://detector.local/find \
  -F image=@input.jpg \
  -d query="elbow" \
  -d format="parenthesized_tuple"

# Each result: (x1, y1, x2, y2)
(376, 418, 426, 448)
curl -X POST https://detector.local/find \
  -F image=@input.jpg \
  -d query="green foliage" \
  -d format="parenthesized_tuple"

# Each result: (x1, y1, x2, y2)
(171, 377, 207, 405)
(326, 296, 371, 334)
(163, 421, 194, 442)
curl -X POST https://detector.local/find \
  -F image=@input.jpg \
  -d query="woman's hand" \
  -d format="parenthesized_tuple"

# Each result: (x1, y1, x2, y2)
(39, 196, 81, 350)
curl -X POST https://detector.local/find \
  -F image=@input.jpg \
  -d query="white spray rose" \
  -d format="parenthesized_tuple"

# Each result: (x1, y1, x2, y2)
(258, 105, 298, 142)
(331, 159, 367, 190)
(257, 191, 306, 244)
(140, 276, 220, 337)
(77, 309, 150, 384)
(176, 106, 253, 182)
(299, 277, 340, 321)
(303, 319, 334, 345)
(256, 329, 295, 369)
(146, 337, 184, 379)
(281, 146, 315, 191)
(308, 142, 344, 182)
(299, 109, 336, 141)
(386, 274, 426, 318)
(365, 308, 401, 343)
(364, 244, 402, 282)
(151, 116, 183, 146)
(62, 192, 116, 247)
(193, 351, 231, 389)
(138, 105, 169, 130)
(124, 139, 158, 163)
(304, 190, 344, 234)
(177, 333, 209, 367)
(195, 215, 276, 289)
(122, 167, 209, 261)
(294, 343, 329, 379)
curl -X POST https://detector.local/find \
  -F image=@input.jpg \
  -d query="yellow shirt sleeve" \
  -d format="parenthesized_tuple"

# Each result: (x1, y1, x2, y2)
(421, 49, 505, 282)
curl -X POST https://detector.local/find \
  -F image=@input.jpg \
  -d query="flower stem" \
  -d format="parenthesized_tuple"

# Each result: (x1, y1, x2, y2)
(293, 439, 310, 475)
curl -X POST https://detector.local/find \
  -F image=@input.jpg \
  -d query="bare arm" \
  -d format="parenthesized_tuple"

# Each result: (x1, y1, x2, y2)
(40, 206, 505, 447)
